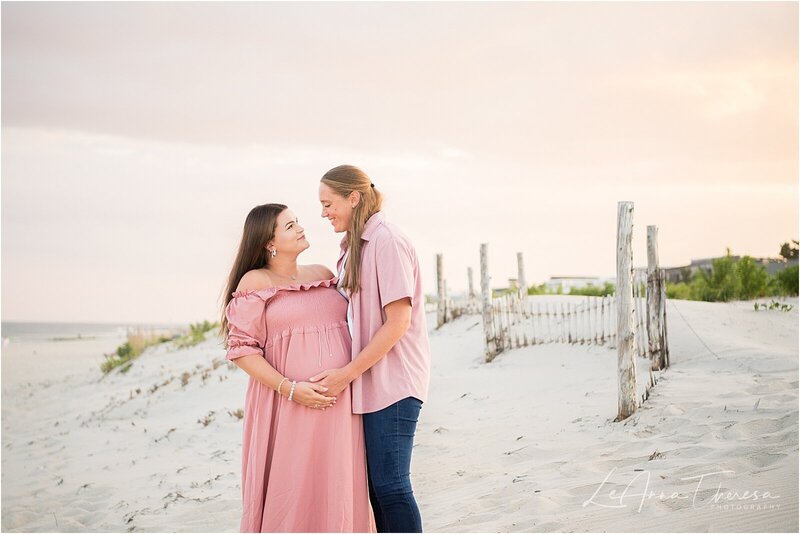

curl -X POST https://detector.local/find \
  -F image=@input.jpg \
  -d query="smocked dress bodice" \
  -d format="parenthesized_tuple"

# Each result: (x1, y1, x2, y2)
(226, 276, 352, 375)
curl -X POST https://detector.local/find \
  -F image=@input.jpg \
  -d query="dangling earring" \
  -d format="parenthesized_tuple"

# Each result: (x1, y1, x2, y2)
(270, 248, 277, 258)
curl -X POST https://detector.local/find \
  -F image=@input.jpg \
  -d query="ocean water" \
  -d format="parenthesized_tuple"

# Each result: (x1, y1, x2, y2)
(1, 321, 180, 343)
(0, 321, 184, 388)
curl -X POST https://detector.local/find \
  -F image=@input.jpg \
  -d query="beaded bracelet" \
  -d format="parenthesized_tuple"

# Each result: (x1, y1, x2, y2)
(276, 377, 288, 396)
(288, 380, 297, 402)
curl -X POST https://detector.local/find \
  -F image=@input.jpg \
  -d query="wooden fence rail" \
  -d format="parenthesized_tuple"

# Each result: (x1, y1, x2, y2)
(444, 268, 665, 361)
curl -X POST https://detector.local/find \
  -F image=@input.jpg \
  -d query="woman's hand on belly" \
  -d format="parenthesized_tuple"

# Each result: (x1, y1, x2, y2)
(291, 381, 338, 410)
(308, 367, 354, 398)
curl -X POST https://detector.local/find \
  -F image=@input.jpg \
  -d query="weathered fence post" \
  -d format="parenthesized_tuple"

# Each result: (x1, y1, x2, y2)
(444, 279, 451, 322)
(436, 254, 445, 328)
(481, 244, 498, 362)
(468, 267, 475, 299)
(632, 270, 643, 358)
(583, 297, 590, 344)
(617, 201, 638, 421)
(517, 252, 527, 302)
(646, 226, 665, 370)
(660, 268, 671, 369)
(601, 296, 607, 344)
(640, 271, 648, 358)
(594, 297, 601, 344)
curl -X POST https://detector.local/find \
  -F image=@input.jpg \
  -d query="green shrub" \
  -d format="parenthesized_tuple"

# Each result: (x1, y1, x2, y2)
(569, 282, 615, 297)
(693, 254, 741, 302)
(527, 283, 550, 295)
(492, 288, 516, 298)
(735, 256, 769, 300)
(666, 246, 798, 302)
(775, 265, 799, 296)
(666, 282, 692, 300)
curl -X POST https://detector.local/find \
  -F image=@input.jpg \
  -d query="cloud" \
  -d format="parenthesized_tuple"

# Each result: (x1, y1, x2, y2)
(630, 60, 795, 120)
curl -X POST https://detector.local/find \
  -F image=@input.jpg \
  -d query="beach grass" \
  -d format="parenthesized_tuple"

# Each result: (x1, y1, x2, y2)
(101, 331, 175, 374)
(173, 320, 218, 349)
(101, 321, 219, 374)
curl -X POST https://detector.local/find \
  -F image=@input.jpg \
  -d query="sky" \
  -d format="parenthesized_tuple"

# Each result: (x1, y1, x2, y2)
(1, 2, 797, 324)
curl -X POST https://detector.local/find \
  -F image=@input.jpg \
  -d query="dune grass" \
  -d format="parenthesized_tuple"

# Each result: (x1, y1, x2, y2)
(101, 321, 219, 374)
(101, 331, 174, 374)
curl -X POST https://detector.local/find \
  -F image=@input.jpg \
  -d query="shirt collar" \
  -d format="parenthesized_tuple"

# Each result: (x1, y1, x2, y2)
(339, 210, 386, 251)
(361, 210, 386, 241)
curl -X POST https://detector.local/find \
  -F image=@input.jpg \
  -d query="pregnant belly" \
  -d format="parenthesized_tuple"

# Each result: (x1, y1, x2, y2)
(268, 324, 352, 380)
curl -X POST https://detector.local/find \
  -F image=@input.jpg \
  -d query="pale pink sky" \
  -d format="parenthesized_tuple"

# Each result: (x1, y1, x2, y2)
(1, 2, 797, 324)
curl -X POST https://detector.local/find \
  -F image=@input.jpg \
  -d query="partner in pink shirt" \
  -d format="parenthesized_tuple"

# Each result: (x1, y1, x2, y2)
(337, 210, 431, 414)
(315, 165, 430, 532)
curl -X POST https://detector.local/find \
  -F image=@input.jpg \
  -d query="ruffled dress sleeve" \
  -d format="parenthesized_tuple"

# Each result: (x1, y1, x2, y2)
(225, 291, 268, 361)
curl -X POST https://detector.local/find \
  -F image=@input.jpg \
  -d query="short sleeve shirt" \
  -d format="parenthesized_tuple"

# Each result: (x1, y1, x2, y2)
(337, 211, 431, 414)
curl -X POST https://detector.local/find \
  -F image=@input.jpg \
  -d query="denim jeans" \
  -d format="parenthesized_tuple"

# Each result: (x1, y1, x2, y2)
(363, 396, 423, 533)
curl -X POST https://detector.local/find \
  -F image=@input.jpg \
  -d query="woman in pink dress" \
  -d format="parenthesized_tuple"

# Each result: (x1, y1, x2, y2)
(220, 203, 375, 533)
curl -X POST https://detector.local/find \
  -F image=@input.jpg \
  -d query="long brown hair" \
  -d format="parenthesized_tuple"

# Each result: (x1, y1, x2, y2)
(321, 165, 382, 295)
(220, 203, 287, 338)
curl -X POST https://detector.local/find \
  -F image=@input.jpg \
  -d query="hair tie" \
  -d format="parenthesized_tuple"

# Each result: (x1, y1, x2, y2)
(370, 183, 375, 188)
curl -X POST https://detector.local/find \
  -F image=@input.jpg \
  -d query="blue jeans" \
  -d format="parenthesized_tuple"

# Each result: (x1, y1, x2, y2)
(363, 396, 423, 533)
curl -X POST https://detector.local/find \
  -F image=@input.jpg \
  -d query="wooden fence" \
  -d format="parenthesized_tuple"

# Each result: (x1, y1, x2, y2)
(432, 203, 670, 421)
(446, 268, 664, 357)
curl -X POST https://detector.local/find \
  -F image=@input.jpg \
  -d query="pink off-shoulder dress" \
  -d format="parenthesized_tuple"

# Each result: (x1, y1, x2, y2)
(225, 276, 375, 533)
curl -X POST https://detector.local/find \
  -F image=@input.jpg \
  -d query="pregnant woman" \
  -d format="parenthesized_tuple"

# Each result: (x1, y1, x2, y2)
(312, 165, 432, 533)
(221, 203, 374, 532)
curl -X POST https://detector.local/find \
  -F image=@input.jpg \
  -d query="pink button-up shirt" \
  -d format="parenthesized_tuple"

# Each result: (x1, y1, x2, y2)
(337, 211, 431, 414)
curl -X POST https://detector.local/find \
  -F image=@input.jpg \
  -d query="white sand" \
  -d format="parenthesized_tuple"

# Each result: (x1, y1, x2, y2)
(2, 297, 797, 532)
(415, 297, 798, 532)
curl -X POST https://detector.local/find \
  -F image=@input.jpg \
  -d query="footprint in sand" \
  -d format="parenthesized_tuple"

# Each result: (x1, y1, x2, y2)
(741, 449, 789, 469)
(721, 415, 795, 440)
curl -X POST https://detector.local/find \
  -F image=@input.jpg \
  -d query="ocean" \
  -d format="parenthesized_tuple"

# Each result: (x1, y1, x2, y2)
(1, 321, 182, 343)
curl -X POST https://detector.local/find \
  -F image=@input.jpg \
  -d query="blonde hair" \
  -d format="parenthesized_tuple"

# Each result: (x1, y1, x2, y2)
(321, 165, 383, 294)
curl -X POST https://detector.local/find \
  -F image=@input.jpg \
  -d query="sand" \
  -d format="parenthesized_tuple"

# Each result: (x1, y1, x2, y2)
(414, 297, 798, 532)
(1, 297, 797, 532)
